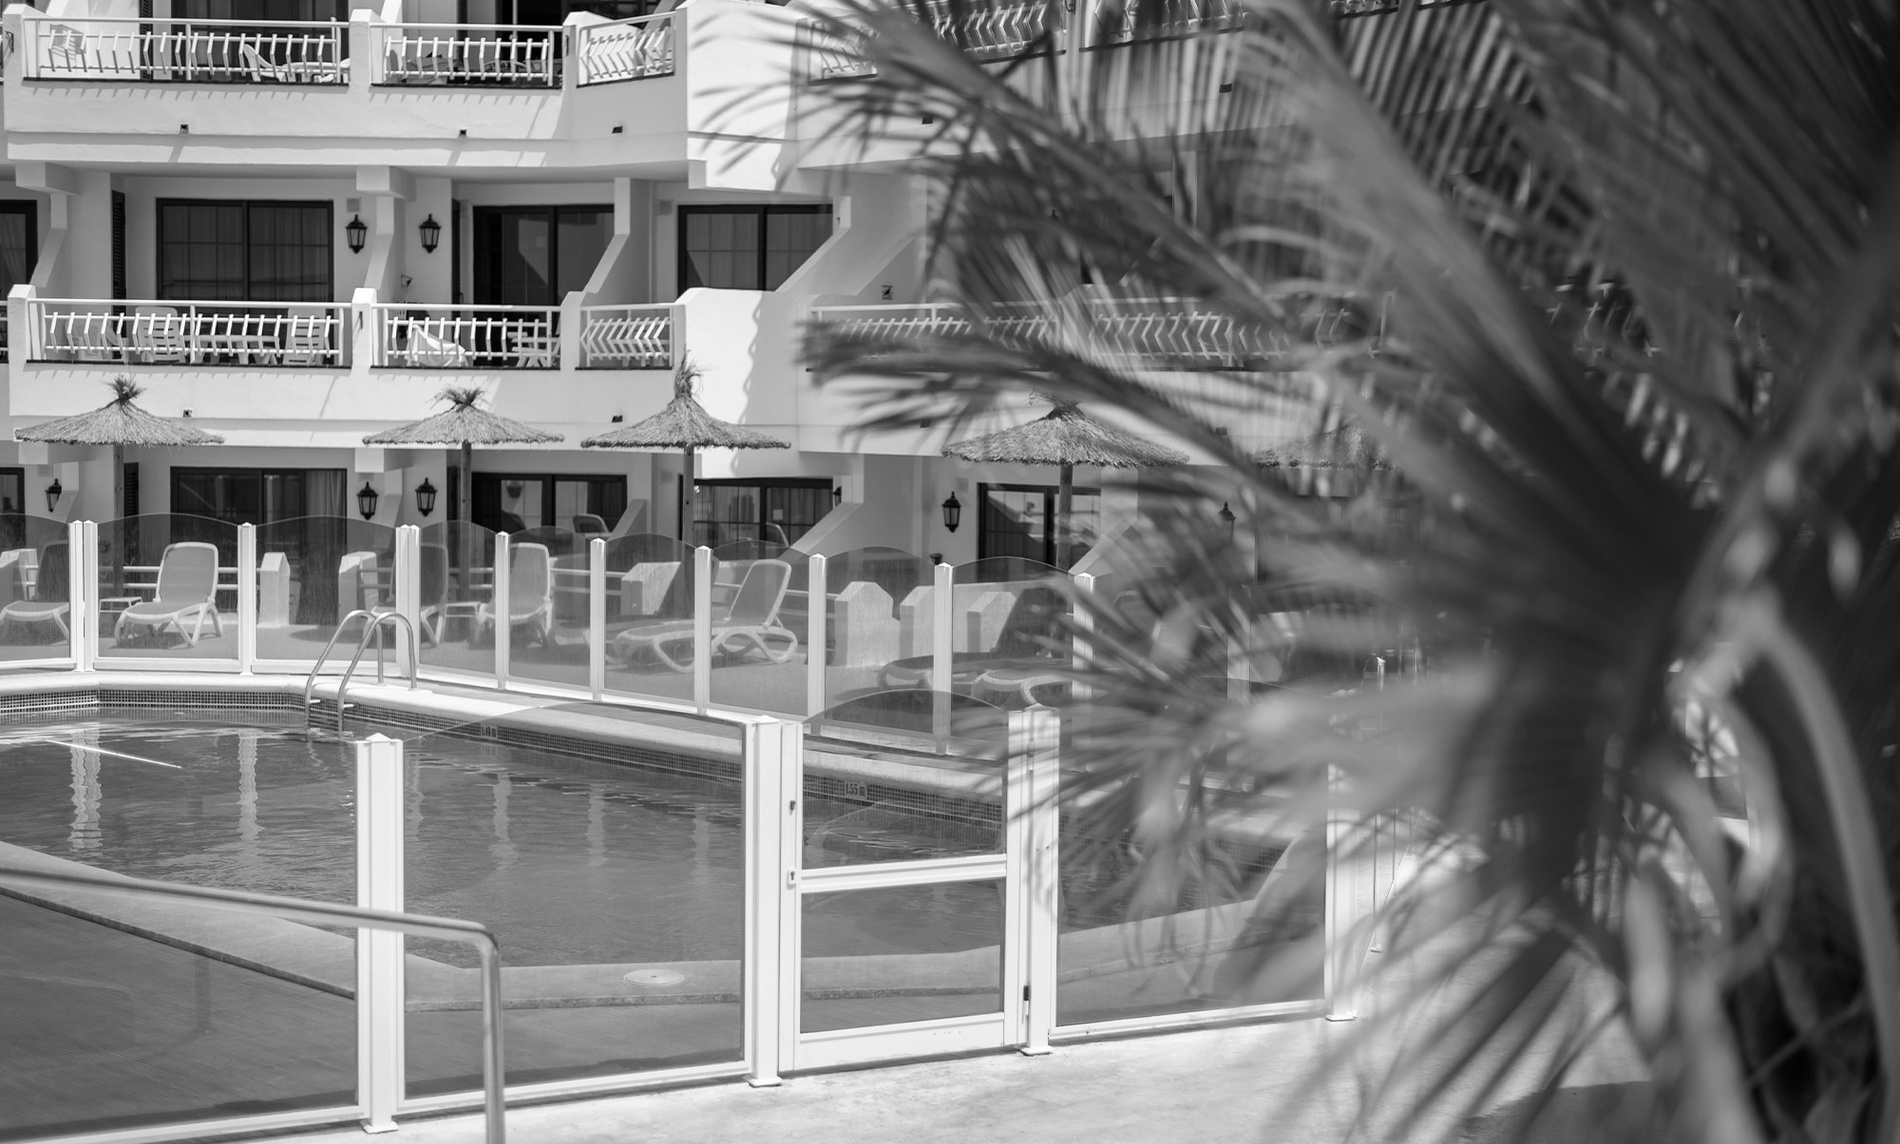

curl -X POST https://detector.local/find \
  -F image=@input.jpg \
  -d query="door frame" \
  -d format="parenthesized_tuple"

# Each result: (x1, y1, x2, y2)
(777, 709, 1060, 1070)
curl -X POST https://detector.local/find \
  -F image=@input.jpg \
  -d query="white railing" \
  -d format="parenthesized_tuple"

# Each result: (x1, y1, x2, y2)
(29, 298, 350, 367)
(813, 296, 1384, 367)
(369, 304, 560, 369)
(25, 17, 347, 83)
(371, 23, 562, 86)
(574, 13, 675, 86)
(578, 303, 674, 368)
(807, 0, 1245, 80)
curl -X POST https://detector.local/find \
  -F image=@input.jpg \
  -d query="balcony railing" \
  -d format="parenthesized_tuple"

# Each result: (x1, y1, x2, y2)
(369, 304, 560, 369)
(807, 0, 1247, 80)
(577, 304, 674, 368)
(370, 23, 563, 87)
(24, 17, 347, 83)
(27, 299, 350, 367)
(813, 296, 1383, 368)
(573, 13, 675, 86)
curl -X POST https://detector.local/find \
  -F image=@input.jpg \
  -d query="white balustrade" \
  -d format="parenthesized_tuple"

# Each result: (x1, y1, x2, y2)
(368, 304, 560, 369)
(26, 17, 347, 82)
(574, 13, 675, 86)
(372, 23, 562, 86)
(577, 304, 674, 368)
(29, 298, 350, 367)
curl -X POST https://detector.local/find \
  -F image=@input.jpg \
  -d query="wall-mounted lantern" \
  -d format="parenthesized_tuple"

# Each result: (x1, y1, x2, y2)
(504, 479, 525, 499)
(346, 214, 368, 254)
(418, 214, 442, 254)
(1218, 501, 1235, 537)
(415, 477, 438, 517)
(357, 481, 380, 521)
(941, 491, 962, 533)
(833, 485, 843, 507)
(44, 478, 62, 513)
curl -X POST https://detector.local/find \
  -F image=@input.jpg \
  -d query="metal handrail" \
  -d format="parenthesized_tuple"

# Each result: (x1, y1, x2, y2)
(0, 862, 506, 1144)
(304, 609, 420, 732)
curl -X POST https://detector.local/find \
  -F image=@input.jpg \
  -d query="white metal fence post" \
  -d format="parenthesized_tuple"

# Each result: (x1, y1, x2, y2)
(355, 734, 406, 1130)
(1071, 572, 1094, 705)
(80, 520, 99, 672)
(932, 560, 954, 741)
(1014, 706, 1060, 1055)
(1324, 764, 1359, 1021)
(494, 532, 512, 691)
(394, 526, 419, 678)
(693, 546, 712, 713)
(69, 519, 90, 672)
(805, 552, 827, 717)
(588, 537, 606, 700)
(743, 717, 797, 1086)
(237, 523, 258, 673)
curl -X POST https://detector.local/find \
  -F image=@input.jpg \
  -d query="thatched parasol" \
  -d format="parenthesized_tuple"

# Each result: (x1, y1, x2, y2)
(363, 386, 563, 532)
(582, 359, 789, 542)
(1251, 425, 1388, 471)
(15, 376, 225, 518)
(942, 402, 1186, 569)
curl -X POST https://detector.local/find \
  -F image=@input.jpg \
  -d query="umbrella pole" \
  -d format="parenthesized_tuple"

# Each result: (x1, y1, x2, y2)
(1054, 461, 1074, 571)
(680, 445, 695, 544)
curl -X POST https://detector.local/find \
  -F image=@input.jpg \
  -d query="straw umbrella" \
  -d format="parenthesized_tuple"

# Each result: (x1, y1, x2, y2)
(363, 386, 563, 587)
(15, 375, 226, 593)
(942, 401, 1187, 569)
(363, 386, 563, 532)
(581, 358, 789, 543)
(15, 375, 226, 520)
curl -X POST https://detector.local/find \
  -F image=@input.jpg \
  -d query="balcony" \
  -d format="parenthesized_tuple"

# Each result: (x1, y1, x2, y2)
(28, 299, 351, 368)
(811, 296, 1382, 370)
(0, 3, 783, 166)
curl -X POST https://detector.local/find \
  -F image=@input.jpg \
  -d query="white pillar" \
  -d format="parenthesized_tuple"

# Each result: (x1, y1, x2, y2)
(744, 717, 798, 1086)
(805, 553, 827, 716)
(237, 523, 258, 673)
(589, 537, 606, 700)
(355, 734, 406, 1131)
(693, 545, 712, 713)
(494, 532, 512, 690)
(1014, 706, 1060, 1055)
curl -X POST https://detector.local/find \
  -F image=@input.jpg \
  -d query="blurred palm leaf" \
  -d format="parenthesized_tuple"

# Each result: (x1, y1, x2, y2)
(800, 0, 1900, 1140)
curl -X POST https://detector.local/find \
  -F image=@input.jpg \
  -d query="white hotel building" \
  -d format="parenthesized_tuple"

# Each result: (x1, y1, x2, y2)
(0, 0, 1319, 571)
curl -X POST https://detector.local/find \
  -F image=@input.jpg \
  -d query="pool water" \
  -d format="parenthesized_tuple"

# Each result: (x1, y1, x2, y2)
(0, 710, 1002, 968)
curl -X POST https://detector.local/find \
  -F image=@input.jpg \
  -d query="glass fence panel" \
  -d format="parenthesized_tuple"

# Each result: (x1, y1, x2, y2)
(253, 517, 399, 667)
(504, 527, 591, 692)
(1055, 756, 1323, 1025)
(801, 880, 1005, 1033)
(707, 550, 809, 717)
(0, 516, 77, 663)
(950, 559, 1073, 710)
(95, 514, 240, 663)
(397, 705, 747, 1095)
(600, 534, 700, 707)
(821, 548, 934, 713)
(0, 710, 357, 1136)
(802, 690, 1008, 865)
(418, 522, 500, 680)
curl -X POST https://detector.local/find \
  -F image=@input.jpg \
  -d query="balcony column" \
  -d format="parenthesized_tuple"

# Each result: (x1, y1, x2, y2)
(349, 11, 375, 94)
(15, 162, 86, 298)
(356, 166, 415, 300)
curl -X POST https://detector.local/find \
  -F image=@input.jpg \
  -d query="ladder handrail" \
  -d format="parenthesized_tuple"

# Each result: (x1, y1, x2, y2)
(304, 609, 420, 732)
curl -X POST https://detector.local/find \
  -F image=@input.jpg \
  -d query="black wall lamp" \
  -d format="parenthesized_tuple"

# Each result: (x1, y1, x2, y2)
(832, 485, 843, 507)
(941, 491, 961, 533)
(418, 214, 442, 254)
(345, 214, 368, 254)
(504, 479, 526, 499)
(357, 481, 380, 520)
(1218, 501, 1235, 537)
(415, 477, 438, 517)
(44, 478, 62, 513)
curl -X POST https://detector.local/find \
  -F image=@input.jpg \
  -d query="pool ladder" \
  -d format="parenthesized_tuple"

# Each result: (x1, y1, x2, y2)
(304, 609, 421, 734)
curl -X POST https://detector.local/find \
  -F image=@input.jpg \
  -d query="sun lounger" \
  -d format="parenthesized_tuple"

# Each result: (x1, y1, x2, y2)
(875, 584, 1069, 692)
(473, 542, 554, 647)
(610, 558, 797, 672)
(0, 542, 71, 643)
(115, 542, 223, 647)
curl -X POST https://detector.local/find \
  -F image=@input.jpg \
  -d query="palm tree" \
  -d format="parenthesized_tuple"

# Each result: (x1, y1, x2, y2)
(801, 1, 1900, 1140)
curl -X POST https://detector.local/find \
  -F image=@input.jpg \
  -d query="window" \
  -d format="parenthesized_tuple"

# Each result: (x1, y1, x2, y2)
(157, 200, 333, 302)
(472, 473, 626, 535)
(692, 478, 832, 549)
(473, 205, 612, 307)
(977, 483, 1101, 571)
(679, 205, 831, 292)
(176, 0, 347, 20)
(0, 202, 36, 360)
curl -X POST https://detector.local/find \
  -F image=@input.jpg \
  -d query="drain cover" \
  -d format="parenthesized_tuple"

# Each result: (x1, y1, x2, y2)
(623, 969, 686, 987)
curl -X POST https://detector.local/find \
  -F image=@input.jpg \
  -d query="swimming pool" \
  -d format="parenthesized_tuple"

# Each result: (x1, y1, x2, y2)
(0, 708, 1004, 970)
